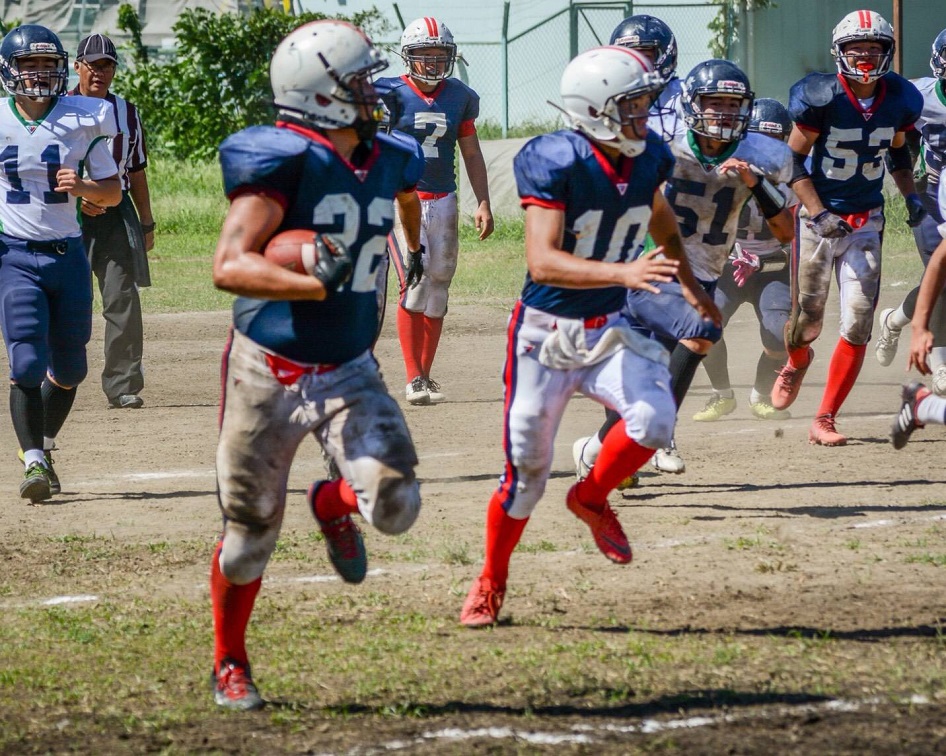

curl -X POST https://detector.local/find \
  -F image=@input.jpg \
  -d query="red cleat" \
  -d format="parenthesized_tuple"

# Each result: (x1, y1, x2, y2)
(771, 348, 813, 410)
(808, 413, 847, 446)
(460, 577, 505, 627)
(566, 485, 632, 564)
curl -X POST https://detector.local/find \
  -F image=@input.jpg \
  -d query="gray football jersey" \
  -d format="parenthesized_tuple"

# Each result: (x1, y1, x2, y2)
(665, 129, 794, 280)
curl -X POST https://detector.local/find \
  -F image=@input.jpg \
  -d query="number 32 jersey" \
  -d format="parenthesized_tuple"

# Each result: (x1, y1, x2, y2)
(789, 72, 923, 214)
(219, 123, 424, 365)
(0, 95, 117, 240)
(665, 128, 794, 281)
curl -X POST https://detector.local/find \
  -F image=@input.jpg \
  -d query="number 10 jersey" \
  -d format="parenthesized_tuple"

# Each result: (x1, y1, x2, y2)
(0, 95, 117, 241)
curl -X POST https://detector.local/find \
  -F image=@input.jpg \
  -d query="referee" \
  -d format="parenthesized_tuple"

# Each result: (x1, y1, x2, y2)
(71, 33, 154, 409)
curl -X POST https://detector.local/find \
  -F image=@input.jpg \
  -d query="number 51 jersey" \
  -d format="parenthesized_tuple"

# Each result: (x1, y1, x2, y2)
(0, 95, 117, 240)
(665, 127, 794, 281)
(789, 72, 922, 214)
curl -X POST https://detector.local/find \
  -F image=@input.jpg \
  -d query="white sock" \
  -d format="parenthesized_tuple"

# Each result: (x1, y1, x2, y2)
(917, 392, 946, 425)
(581, 434, 603, 467)
(887, 305, 910, 331)
(749, 388, 765, 405)
(43, 436, 56, 452)
(929, 348, 946, 371)
(23, 449, 45, 468)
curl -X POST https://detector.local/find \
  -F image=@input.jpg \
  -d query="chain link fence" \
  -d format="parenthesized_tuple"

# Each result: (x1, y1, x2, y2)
(378, 2, 725, 135)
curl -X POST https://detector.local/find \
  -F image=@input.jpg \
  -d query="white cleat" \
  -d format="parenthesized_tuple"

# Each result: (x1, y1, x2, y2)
(932, 365, 946, 397)
(424, 377, 446, 404)
(652, 441, 685, 474)
(875, 308, 901, 367)
(572, 436, 594, 482)
(405, 376, 430, 405)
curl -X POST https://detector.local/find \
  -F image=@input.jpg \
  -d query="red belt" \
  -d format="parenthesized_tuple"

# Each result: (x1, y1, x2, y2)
(265, 352, 338, 385)
(583, 316, 608, 329)
(839, 210, 871, 229)
(417, 191, 449, 200)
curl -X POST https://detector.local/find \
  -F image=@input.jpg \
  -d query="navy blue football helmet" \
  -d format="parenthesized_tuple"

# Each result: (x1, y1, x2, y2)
(681, 59, 754, 142)
(748, 98, 791, 141)
(609, 14, 677, 82)
(0, 25, 68, 99)
(931, 28, 946, 80)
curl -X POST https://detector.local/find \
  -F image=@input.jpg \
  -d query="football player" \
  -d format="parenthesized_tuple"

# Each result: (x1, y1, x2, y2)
(209, 20, 425, 710)
(771, 10, 924, 446)
(376, 17, 493, 406)
(0, 25, 120, 502)
(573, 59, 792, 481)
(694, 98, 795, 422)
(460, 46, 714, 628)
(874, 28, 946, 392)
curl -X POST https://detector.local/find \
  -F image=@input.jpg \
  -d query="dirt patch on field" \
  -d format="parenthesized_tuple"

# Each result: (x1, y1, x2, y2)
(1, 295, 944, 754)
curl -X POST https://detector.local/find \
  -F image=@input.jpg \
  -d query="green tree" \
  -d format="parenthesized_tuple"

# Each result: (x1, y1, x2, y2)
(708, 0, 777, 59)
(115, 5, 392, 160)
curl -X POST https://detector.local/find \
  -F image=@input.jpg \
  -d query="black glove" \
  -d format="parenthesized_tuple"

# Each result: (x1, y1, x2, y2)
(905, 193, 927, 228)
(313, 233, 353, 293)
(807, 209, 853, 239)
(406, 244, 425, 289)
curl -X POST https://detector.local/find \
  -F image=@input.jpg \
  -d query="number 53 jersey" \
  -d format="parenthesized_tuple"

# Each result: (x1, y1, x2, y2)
(0, 95, 117, 240)
(665, 128, 794, 281)
(789, 71, 923, 215)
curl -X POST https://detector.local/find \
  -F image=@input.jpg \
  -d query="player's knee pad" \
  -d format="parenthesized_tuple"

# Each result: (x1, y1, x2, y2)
(218, 523, 279, 585)
(425, 284, 449, 318)
(760, 311, 789, 353)
(627, 398, 675, 450)
(48, 356, 88, 389)
(9, 341, 47, 387)
(367, 475, 420, 535)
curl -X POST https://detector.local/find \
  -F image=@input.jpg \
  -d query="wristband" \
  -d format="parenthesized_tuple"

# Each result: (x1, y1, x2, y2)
(141, 222, 155, 234)
(749, 177, 786, 219)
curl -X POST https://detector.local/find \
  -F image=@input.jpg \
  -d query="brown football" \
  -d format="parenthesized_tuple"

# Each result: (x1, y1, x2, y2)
(262, 229, 319, 275)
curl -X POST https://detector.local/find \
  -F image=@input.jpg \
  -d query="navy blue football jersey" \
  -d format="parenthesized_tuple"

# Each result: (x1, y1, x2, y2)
(790, 72, 923, 214)
(514, 130, 674, 318)
(219, 124, 424, 364)
(375, 75, 479, 194)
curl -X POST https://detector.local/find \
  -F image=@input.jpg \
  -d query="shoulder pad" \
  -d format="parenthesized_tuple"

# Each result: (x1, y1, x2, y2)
(374, 75, 407, 96)
(791, 73, 840, 108)
(220, 126, 309, 161)
(377, 129, 424, 160)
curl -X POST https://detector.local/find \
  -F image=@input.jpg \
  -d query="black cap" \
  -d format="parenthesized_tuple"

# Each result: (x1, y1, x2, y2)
(76, 33, 118, 64)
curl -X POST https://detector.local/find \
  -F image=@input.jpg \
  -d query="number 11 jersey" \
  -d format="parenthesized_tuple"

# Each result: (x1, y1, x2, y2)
(0, 95, 117, 241)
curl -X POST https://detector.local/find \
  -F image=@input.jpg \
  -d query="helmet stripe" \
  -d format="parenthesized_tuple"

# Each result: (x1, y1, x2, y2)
(424, 17, 439, 37)
(608, 45, 653, 71)
(858, 10, 872, 29)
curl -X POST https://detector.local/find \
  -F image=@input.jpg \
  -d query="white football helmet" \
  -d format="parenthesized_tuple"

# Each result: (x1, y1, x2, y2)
(270, 20, 388, 133)
(400, 17, 457, 83)
(831, 10, 894, 83)
(559, 46, 664, 157)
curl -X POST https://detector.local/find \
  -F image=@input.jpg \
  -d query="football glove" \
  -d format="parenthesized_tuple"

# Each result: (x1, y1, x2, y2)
(313, 233, 353, 294)
(406, 245, 425, 289)
(905, 193, 926, 228)
(731, 246, 761, 288)
(807, 210, 853, 239)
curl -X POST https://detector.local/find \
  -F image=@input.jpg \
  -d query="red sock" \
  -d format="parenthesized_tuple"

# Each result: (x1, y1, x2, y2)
(396, 306, 425, 381)
(313, 479, 359, 521)
(576, 421, 655, 507)
(817, 337, 866, 417)
(788, 345, 812, 368)
(211, 542, 262, 669)
(421, 316, 444, 376)
(481, 492, 528, 588)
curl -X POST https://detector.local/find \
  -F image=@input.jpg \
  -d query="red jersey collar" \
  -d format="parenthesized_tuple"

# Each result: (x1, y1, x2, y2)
(401, 74, 445, 103)
(836, 73, 887, 119)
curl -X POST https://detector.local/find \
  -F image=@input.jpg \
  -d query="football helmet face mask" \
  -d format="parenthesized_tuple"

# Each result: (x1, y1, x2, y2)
(400, 17, 457, 83)
(831, 10, 894, 83)
(270, 20, 388, 139)
(0, 25, 68, 100)
(930, 28, 946, 80)
(681, 59, 754, 142)
(609, 14, 678, 83)
(559, 46, 665, 157)
(748, 98, 791, 142)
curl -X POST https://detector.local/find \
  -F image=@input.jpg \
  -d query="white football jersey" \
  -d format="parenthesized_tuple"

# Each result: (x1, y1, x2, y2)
(648, 77, 682, 139)
(0, 95, 118, 240)
(665, 128, 794, 280)
(911, 77, 946, 183)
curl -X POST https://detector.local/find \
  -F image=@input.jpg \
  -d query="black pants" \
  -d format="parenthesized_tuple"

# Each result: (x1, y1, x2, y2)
(82, 195, 144, 401)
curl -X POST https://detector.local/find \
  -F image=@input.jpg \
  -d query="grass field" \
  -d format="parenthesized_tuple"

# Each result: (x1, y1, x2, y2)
(2, 157, 941, 754)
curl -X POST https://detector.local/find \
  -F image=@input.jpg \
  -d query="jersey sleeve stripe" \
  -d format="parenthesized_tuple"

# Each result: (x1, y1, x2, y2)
(458, 119, 476, 138)
(228, 185, 289, 211)
(521, 196, 565, 211)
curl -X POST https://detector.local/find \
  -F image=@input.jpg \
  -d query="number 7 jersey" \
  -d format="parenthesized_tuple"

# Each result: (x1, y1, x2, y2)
(0, 95, 117, 240)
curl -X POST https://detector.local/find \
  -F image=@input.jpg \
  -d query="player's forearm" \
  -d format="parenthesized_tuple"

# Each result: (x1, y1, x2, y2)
(81, 176, 122, 207)
(764, 208, 795, 244)
(395, 190, 422, 251)
(913, 238, 946, 331)
(890, 167, 919, 199)
(790, 177, 825, 216)
(460, 137, 491, 206)
(128, 169, 154, 226)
